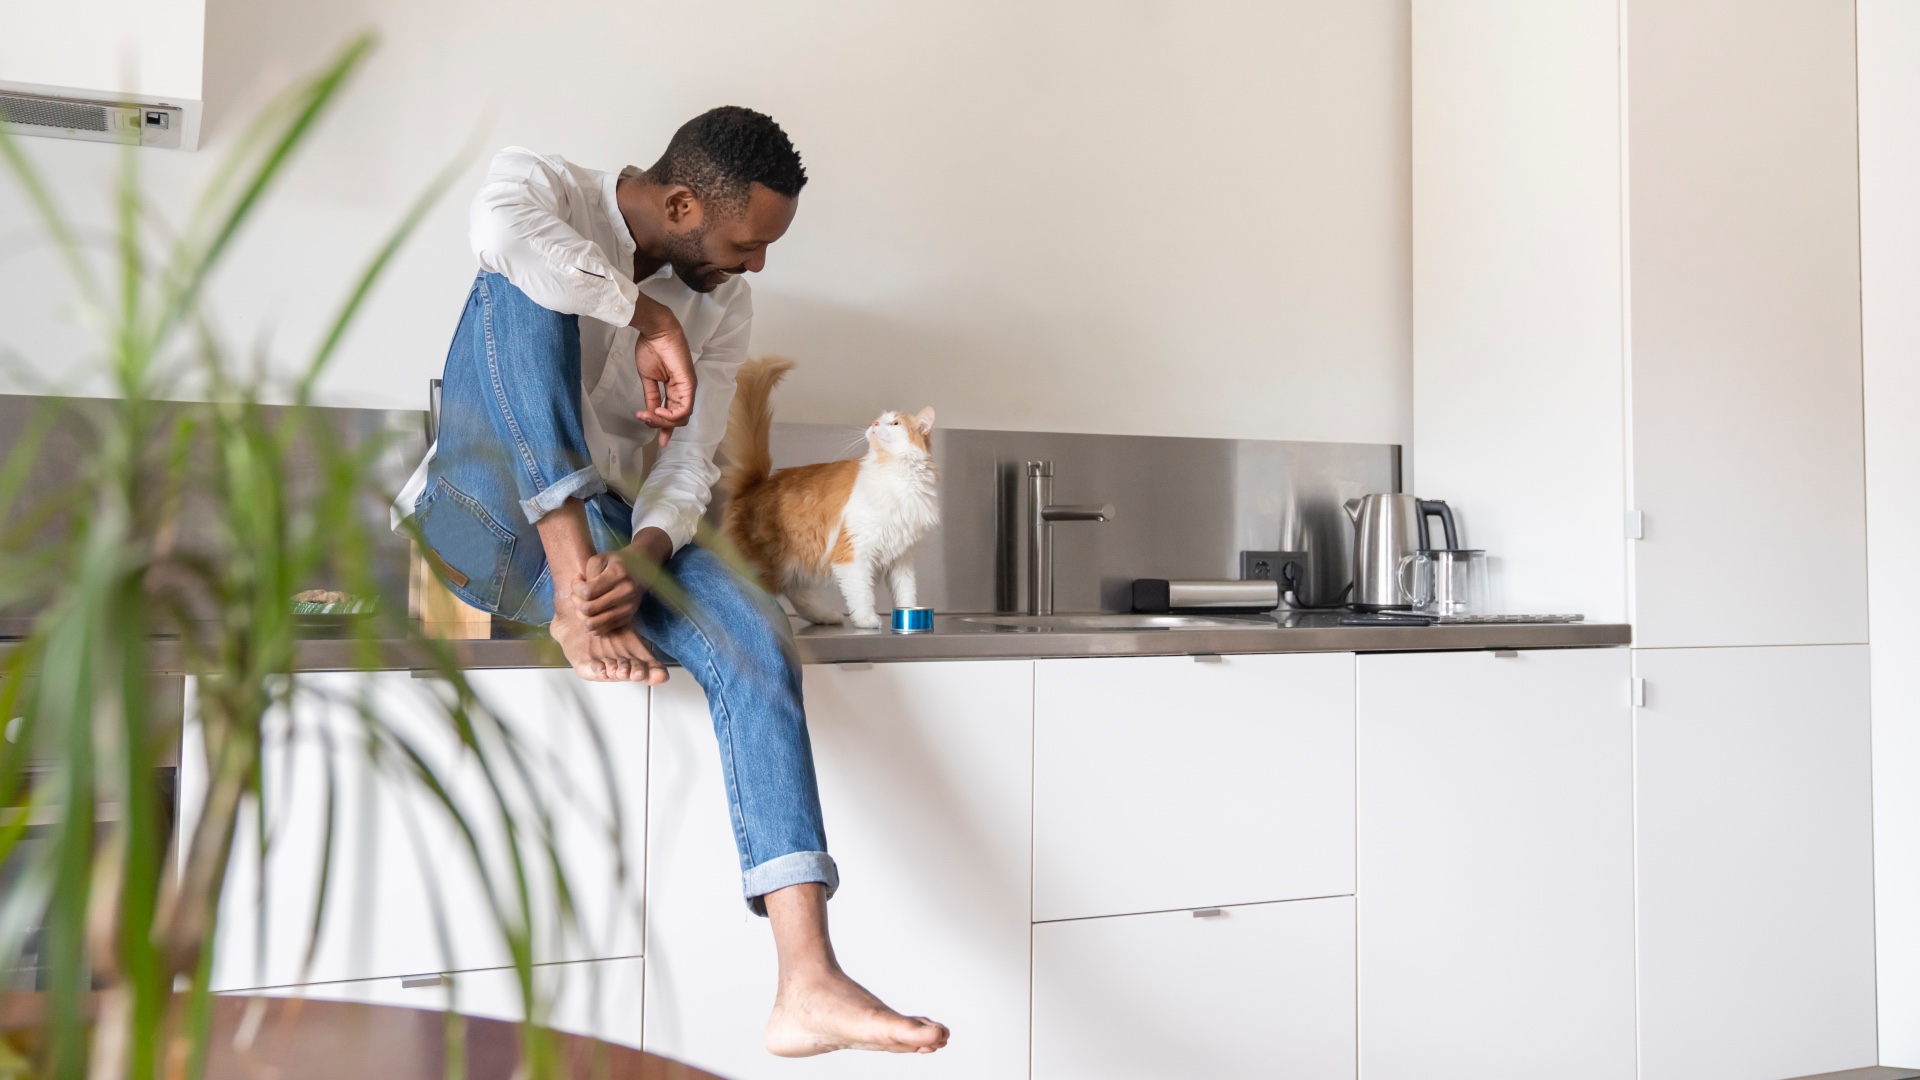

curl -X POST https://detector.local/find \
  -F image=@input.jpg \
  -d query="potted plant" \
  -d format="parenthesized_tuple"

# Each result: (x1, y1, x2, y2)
(0, 35, 633, 1080)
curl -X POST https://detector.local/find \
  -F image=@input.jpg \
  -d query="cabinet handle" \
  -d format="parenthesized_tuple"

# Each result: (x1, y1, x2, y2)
(834, 661, 874, 671)
(1191, 908, 1224, 918)
(1490, 649, 1519, 659)
(1191, 653, 1223, 664)
(401, 975, 446, 988)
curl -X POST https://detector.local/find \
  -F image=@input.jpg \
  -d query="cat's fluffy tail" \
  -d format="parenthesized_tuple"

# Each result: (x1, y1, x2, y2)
(719, 355, 795, 498)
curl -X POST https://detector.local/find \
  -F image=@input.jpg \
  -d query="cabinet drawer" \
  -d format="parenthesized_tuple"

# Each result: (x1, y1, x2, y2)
(245, 956, 646, 1049)
(197, 671, 649, 992)
(1033, 896, 1355, 1080)
(200, 673, 459, 991)
(1034, 653, 1354, 921)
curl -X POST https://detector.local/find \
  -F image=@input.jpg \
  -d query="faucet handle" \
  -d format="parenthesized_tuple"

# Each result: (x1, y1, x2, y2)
(1042, 503, 1115, 523)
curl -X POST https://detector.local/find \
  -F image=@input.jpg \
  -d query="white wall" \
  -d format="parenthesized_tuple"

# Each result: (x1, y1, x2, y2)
(1860, 0, 1920, 1065)
(0, 0, 204, 102)
(0, 0, 1412, 446)
(1409, 0, 1627, 621)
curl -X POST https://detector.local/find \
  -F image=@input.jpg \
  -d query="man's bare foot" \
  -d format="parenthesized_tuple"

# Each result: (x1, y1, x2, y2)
(765, 965, 949, 1057)
(550, 596, 667, 684)
(760, 883, 948, 1057)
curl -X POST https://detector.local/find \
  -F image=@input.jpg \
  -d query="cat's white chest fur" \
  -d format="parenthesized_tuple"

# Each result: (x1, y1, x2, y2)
(843, 454, 939, 562)
(815, 451, 939, 628)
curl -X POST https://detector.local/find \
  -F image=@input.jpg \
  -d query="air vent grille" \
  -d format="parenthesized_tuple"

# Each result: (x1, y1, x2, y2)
(0, 91, 183, 149)
(0, 95, 108, 132)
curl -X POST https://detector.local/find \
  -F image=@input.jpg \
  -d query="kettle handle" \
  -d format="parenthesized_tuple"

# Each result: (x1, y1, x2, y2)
(1416, 499, 1459, 551)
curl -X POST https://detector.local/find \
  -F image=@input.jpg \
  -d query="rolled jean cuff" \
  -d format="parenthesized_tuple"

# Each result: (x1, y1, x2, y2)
(742, 851, 839, 916)
(519, 465, 607, 524)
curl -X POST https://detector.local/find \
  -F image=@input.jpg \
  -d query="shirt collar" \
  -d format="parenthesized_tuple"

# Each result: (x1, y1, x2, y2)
(608, 166, 640, 266)
(610, 167, 681, 283)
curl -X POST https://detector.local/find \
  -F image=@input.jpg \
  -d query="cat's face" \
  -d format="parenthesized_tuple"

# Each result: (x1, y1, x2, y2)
(867, 407, 936, 457)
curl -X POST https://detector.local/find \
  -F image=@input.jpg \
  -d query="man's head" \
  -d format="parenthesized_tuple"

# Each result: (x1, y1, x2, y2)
(644, 106, 805, 292)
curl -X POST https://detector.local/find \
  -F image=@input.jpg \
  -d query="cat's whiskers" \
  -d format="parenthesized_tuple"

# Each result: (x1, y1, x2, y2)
(836, 431, 872, 460)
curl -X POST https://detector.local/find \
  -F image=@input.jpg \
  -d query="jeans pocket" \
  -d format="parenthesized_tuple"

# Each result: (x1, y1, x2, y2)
(416, 476, 516, 612)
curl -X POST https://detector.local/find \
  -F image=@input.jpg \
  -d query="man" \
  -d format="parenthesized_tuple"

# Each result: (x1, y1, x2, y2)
(395, 107, 948, 1058)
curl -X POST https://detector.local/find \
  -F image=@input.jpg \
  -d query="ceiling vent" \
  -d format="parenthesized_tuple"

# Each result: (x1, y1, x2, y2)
(0, 90, 183, 150)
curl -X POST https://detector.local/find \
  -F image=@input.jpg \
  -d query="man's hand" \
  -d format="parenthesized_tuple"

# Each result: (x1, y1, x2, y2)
(571, 527, 675, 634)
(630, 294, 696, 447)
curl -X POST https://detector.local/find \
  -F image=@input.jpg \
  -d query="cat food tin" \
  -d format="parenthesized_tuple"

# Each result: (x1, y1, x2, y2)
(890, 606, 934, 633)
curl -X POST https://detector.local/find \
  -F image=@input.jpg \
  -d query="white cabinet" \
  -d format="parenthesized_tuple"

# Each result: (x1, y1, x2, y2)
(1356, 648, 1635, 1080)
(1634, 645, 1877, 1080)
(1033, 896, 1356, 1080)
(1860, 0, 1920, 1063)
(1412, 0, 1868, 648)
(191, 670, 646, 993)
(643, 659, 1034, 1080)
(1625, 0, 1867, 649)
(433, 670, 649, 971)
(247, 956, 646, 1049)
(1408, 1, 1629, 623)
(194, 672, 461, 991)
(1033, 652, 1354, 922)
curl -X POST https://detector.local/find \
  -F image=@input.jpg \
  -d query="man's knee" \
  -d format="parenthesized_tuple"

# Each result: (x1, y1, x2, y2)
(478, 273, 579, 364)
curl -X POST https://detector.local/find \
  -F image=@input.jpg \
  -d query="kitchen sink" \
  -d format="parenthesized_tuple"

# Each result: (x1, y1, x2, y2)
(956, 613, 1273, 632)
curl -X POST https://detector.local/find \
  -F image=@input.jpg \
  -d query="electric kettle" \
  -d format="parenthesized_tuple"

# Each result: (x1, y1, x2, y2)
(1343, 494, 1459, 611)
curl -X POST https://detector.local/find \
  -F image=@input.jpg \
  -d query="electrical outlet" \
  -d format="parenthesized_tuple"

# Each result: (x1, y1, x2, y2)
(1240, 550, 1309, 585)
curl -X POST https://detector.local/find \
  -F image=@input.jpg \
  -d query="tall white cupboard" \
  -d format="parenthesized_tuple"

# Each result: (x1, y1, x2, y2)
(1411, 1, 1880, 1076)
(1859, 0, 1920, 1065)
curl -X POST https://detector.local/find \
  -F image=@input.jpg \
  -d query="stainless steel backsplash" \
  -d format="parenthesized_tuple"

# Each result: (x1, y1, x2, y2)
(759, 424, 1400, 614)
(1, 394, 1397, 618)
(0, 395, 428, 617)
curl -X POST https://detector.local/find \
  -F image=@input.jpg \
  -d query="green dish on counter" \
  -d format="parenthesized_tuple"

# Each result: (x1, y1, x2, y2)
(291, 590, 376, 616)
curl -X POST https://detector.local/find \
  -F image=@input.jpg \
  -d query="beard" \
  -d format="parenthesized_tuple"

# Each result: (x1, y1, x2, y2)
(661, 225, 725, 293)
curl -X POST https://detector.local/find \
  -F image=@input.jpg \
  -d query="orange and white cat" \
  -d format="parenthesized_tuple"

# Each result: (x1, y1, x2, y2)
(719, 357, 939, 629)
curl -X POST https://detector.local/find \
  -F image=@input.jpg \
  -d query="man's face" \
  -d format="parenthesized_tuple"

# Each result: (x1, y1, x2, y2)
(662, 183, 799, 293)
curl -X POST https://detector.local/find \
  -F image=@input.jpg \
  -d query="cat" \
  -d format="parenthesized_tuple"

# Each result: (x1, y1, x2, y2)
(719, 356, 939, 629)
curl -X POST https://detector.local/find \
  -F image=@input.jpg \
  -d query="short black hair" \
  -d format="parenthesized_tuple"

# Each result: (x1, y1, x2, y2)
(647, 106, 806, 215)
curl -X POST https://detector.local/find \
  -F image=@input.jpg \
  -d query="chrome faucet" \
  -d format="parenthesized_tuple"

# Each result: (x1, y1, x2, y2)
(1026, 461, 1115, 615)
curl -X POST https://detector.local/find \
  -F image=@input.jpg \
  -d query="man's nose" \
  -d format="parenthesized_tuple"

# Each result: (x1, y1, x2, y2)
(744, 249, 767, 273)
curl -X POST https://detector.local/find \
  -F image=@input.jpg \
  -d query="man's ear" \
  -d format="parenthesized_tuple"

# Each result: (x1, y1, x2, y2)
(914, 406, 936, 434)
(663, 185, 702, 227)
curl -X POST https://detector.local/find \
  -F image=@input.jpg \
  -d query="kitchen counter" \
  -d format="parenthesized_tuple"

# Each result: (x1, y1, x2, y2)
(141, 611, 1627, 672)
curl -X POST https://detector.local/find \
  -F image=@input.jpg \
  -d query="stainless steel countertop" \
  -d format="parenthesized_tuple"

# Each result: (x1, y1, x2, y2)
(254, 612, 1628, 672)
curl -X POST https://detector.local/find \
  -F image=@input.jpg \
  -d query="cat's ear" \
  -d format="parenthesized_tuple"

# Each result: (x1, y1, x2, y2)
(913, 406, 937, 435)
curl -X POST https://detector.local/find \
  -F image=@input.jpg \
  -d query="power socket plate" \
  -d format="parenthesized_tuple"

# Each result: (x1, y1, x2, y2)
(1240, 550, 1309, 586)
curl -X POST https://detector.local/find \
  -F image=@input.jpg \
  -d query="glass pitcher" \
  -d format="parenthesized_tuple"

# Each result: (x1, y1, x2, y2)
(1396, 549, 1490, 616)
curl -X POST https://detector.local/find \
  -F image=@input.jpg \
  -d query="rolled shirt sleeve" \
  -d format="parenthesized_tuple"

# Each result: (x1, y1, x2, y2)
(628, 292, 754, 552)
(470, 147, 640, 328)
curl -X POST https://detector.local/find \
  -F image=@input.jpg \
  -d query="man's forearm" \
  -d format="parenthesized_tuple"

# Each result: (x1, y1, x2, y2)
(630, 526, 675, 571)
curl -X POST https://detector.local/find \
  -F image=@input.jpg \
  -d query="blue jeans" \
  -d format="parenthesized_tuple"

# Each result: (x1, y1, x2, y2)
(410, 271, 837, 913)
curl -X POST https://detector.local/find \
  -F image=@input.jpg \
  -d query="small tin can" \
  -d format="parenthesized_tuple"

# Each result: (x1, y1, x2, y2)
(890, 606, 934, 633)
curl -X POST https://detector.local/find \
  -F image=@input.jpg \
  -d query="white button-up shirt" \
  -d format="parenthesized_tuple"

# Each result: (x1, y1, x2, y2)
(397, 146, 751, 554)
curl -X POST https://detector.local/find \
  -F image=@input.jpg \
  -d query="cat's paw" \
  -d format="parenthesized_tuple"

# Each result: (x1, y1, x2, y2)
(849, 610, 884, 630)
